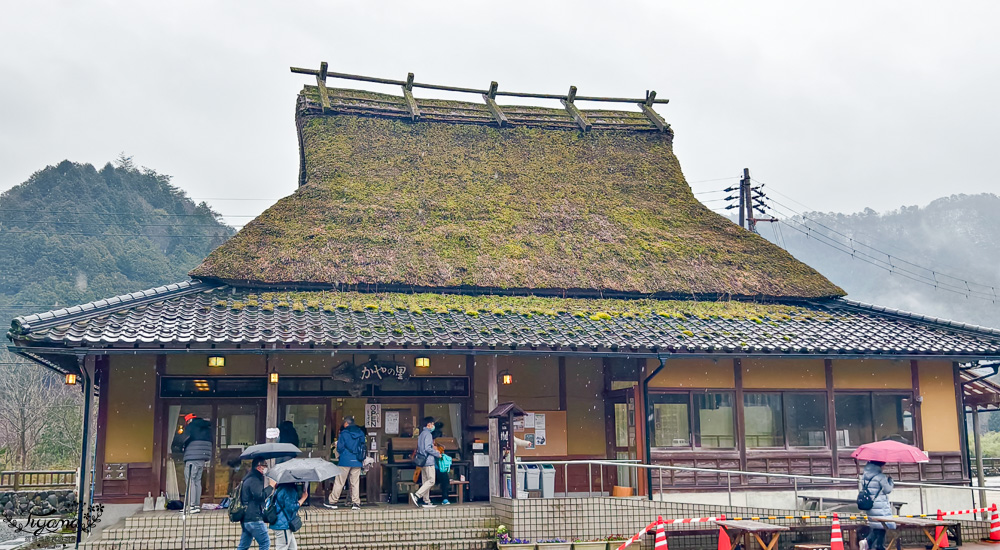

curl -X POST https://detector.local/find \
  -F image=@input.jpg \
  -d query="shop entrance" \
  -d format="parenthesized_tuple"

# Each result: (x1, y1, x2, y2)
(605, 388, 638, 493)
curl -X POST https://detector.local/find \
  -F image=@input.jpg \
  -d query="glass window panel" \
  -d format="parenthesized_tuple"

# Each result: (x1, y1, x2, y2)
(695, 392, 735, 448)
(614, 403, 629, 448)
(786, 393, 827, 447)
(650, 394, 690, 447)
(835, 394, 873, 447)
(744, 393, 784, 448)
(874, 394, 915, 444)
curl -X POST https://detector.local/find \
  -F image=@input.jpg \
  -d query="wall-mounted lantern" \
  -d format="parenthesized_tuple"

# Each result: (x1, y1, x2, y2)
(499, 369, 513, 386)
(415, 356, 430, 368)
(208, 356, 225, 368)
(65, 373, 78, 385)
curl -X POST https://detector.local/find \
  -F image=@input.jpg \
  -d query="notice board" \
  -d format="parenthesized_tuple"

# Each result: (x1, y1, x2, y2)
(513, 410, 567, 457)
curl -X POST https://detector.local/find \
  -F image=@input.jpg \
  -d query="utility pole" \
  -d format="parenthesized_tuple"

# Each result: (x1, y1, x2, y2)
(742, 168, 754, 232)
(738, 169, 747, 230)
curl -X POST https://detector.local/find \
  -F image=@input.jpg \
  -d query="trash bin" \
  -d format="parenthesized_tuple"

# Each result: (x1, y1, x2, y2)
(541, 464, 556, 498)
(524, 464, 541, 491)
(515, 463, 528, 495)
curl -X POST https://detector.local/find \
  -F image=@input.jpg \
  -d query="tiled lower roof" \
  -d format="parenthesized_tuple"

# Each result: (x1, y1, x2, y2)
(8, 283, 1000, 356)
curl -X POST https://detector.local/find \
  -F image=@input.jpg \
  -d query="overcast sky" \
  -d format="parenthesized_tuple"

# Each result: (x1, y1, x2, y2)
(2, 1, 998, 228)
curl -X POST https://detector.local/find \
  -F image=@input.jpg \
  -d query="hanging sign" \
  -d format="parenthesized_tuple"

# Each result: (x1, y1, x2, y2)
(365, 404, 382, 428)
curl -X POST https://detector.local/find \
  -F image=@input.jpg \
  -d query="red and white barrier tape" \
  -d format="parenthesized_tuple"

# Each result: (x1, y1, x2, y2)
(615, 520, 660, 550)
(940, 507, 992, 516)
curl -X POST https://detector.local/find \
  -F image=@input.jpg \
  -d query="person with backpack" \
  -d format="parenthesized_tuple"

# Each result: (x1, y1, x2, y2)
(269, 482, 307, 550)
(170, 413, 213, 514)
(234, 457, 274, 550)
(410, 416, 441, 508)
(858, 460, 895, 550)
(325, 416, 366, 510)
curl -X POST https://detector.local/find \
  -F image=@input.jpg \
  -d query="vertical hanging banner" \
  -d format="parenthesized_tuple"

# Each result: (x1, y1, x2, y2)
(365, 403, 382, 428)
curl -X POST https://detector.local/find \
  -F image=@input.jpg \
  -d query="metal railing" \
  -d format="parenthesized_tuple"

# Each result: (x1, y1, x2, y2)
(518, 459, 1000, 514)
(0, 470, 77, 491)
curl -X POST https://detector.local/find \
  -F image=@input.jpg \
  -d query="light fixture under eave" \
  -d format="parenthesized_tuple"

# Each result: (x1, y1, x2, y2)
(208, 356, 225, 368)
(65, 373, 78, 385)
(270, 372, 279, 385)
(499, 370, 513, 386)
(415, 356, 430, 368)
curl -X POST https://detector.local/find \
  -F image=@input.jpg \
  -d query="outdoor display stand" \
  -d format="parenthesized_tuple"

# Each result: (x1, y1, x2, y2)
(489, 402, 525, 498)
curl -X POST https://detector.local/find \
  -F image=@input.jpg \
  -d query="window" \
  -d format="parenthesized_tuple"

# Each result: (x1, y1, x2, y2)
(786, 393, 828, 447)
(835, 393, 914, 447)
(650, 394, 690, 447)
(695, 393, 735, 448)
(744, 393, 784, 448)
(649, 392, 735, 449)
(744, 392, 828, 449)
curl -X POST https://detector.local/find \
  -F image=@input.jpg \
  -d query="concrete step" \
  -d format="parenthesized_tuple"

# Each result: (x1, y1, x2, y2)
(106, 517, 497, 539)
(123, 506, 495, 528)
(100, 526, 495, 543)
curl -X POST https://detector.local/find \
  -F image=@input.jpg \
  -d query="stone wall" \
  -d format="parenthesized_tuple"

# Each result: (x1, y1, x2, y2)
(0, 490, 78, 517)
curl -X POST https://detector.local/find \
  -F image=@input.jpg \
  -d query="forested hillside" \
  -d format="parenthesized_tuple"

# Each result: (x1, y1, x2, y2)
(758, 193, 1000, 328)
(0, 157, 234, 469)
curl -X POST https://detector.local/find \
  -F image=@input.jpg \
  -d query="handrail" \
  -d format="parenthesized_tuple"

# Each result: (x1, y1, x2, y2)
(518, 459, 1000, 493)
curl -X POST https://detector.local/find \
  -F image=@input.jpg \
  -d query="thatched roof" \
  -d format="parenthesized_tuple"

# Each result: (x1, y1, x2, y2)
(189, 86, 843, 299)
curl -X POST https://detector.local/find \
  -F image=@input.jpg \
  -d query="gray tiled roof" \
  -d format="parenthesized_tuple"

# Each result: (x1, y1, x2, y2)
(8, 283, 1000, 356)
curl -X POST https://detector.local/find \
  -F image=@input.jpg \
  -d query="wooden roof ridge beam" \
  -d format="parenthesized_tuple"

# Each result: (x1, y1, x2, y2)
(639, 90, 668, 132)
(560, 86, 592, 132)
(316, 61, 331, 112)
(402, 72, 421, 122)
(482, 81, 509, 127)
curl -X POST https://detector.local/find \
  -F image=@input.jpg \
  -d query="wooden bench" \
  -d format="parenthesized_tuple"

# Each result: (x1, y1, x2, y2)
(799, 495, 905, 515)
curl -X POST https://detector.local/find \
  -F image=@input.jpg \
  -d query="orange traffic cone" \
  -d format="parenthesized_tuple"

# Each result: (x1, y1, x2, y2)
(986, 503, 1000, 543)
(830, 513, 844, 550)
(655, 516, 668, 550)
(935, 509, 948, 548)
(718, 514, 731, 550)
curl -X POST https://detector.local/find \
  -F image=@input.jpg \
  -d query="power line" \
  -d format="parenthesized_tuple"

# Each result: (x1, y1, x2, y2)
(753, 178, 999, 297)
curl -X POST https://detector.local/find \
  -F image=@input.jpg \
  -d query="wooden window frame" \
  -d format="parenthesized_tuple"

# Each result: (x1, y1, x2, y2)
(647, 389, 737, 451)
(742, 390, 830, 451)
(833, 390, 917, 449)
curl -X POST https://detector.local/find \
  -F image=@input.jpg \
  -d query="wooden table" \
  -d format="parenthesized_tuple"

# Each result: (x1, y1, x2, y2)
(715, 520, 789, 550)
(867, 516, 960, 550)
(383, 461, 470, 503)
(799, 496, 906, 515)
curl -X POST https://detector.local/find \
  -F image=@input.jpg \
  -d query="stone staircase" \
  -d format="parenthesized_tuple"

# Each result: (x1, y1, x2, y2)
(81, 503, 498, 549)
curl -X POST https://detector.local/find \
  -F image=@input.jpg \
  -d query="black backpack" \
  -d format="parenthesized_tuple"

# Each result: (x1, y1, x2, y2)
(262, 491, 279, 525)
(856, 476, 881, 511)
(228, 481, 247, 523)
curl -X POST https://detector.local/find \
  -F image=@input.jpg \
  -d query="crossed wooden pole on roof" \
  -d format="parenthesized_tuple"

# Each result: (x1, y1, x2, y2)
(290, 62, 668, 132)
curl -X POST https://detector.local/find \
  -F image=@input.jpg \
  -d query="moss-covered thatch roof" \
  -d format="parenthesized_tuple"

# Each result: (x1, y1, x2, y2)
(189, 86, 843, 299)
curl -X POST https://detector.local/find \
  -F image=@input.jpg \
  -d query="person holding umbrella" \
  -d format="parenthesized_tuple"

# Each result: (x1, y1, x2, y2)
(851, 439, 927, 550)
(270, 481, 307, 550)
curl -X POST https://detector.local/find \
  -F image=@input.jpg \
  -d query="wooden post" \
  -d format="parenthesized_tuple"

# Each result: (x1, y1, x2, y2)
(402, 72, 421, 122)
(561, 86, 592, 132)
(488, 355, 499, 498)
(734, 359, 747, 474)
(75, 355, 94, 548)
(973, 409, 988, 511)
(638, 90, 667, 132)
(316, 61, 330, 112)
(482, 81, 509, 127)
(266, 355, 278, 441)
(826, 359, 839, 478)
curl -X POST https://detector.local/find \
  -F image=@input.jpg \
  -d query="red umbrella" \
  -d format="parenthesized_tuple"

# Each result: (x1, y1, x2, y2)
(850, 440, 929, 463)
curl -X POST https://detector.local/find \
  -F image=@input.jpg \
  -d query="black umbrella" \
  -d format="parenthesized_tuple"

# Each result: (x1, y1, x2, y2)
(239, 442, 301, 460)
(266, 458, 343, 484)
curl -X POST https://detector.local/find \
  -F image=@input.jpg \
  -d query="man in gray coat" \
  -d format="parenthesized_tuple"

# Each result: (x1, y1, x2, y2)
(410, 416, 441, 508)
(171, 413, 213, 514)
(861, 460, 895, 550)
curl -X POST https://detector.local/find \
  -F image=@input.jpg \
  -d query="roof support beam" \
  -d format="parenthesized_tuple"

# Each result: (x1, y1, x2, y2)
(560, 86, 592, 132)
(482, 81, 508, 127)
(638, 90, 667, 132)
(316, 61, 331, 112)
(402, 72, 421, 122)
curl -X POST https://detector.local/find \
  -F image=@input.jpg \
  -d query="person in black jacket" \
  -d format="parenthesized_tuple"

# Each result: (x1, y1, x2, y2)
(237, 458, 274, 550)
(171, 413, 213, 514)
(276, 421, 299, 465)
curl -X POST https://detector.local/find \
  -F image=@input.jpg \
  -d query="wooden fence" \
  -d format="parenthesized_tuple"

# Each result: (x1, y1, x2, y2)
(0, 470, 76, 491)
